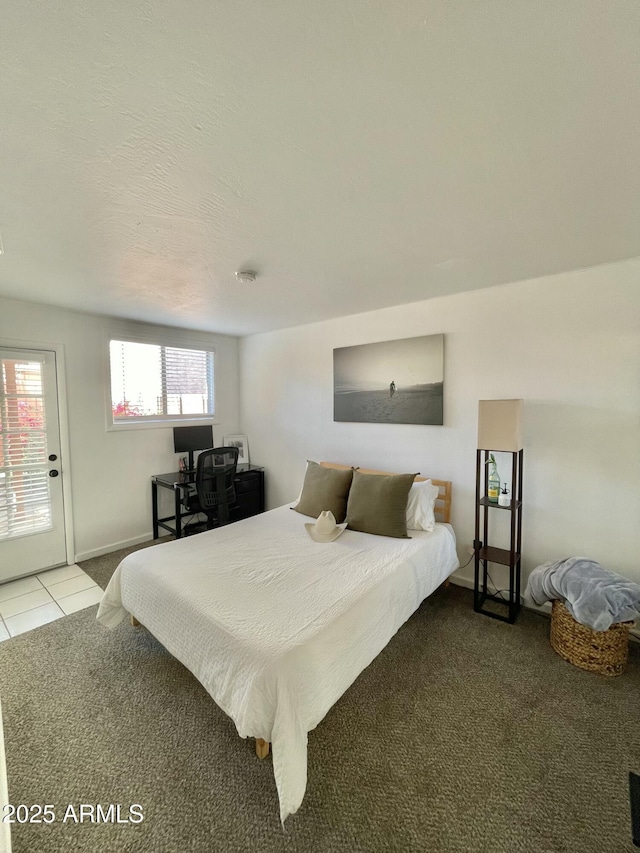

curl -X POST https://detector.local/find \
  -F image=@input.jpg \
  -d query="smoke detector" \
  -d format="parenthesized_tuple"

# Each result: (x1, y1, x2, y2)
(235, 270, 256, 283)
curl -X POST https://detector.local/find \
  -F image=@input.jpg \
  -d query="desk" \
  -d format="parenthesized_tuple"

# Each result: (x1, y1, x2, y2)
(152, 464, 265, 539)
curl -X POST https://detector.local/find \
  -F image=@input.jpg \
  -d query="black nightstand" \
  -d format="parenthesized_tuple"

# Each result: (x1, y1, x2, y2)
(229, 467, 265, 522)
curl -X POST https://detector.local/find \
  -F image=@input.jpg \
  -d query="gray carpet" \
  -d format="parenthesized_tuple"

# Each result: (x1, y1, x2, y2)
(0, 544, 638, 853)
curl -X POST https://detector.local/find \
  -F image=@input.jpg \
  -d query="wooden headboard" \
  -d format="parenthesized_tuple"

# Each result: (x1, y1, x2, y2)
(320, 462, 452, 525)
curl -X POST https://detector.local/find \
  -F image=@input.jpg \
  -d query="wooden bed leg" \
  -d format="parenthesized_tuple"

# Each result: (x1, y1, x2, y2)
(130, 614, 141, 627)
(444, 578, 450, 589)
(255, 738, 270, 759)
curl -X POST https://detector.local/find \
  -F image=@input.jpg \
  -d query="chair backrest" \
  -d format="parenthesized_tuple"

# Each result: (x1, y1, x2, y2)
(195, 446, 239, 511)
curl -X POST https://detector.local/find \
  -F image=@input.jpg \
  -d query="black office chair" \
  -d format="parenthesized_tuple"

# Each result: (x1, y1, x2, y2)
(185, 446, 239, 530)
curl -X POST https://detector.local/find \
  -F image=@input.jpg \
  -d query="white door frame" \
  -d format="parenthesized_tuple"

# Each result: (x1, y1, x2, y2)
(0, 336, 75, 569)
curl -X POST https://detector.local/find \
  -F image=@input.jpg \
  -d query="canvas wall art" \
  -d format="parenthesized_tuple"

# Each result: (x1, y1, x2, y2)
(333, 334, 444, 425)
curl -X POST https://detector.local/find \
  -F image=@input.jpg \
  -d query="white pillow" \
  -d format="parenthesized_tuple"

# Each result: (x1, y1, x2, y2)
(294, 460, 310, 504)
(406, 479, 439, 532)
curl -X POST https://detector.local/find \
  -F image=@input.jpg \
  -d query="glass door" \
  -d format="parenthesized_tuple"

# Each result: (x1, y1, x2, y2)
(0, 348, 67, 582)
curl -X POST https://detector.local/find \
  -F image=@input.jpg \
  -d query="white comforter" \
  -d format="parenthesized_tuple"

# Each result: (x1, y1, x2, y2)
(97, 505, 459, 821)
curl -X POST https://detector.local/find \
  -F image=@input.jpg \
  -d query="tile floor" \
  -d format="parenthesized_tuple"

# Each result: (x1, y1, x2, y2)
(0, 564, 102, 641)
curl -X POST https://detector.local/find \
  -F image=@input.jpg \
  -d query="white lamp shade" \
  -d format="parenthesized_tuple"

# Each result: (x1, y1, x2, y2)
(477, 399, 523, 451)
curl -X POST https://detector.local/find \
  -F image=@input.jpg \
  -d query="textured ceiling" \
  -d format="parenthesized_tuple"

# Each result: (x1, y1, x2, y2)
(0, 1, 639, 336)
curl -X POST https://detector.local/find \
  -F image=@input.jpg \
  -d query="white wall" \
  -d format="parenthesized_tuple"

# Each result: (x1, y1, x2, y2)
(0, 297, 240, 560)
(240, 259, 640, 587)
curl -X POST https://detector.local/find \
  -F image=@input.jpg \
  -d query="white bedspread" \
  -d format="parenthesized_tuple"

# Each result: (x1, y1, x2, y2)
(97, 505, 458, 821)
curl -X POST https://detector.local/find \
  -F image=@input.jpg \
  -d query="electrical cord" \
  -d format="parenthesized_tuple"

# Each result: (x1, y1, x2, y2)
(466, 551, 510, 600)
(485, 569, 510, 601)
(179, 510, 204, 534)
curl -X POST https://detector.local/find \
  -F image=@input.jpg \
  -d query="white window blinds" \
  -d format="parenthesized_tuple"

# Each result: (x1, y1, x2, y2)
(109, 340, 215, 423)
(0, 356, 52, 539)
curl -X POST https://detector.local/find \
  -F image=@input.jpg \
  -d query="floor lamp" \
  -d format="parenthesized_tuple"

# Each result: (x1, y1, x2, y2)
(474, 399, 524, 623)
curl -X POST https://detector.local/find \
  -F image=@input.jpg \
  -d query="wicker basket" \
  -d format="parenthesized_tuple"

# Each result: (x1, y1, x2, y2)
(550, 599, 632, 677)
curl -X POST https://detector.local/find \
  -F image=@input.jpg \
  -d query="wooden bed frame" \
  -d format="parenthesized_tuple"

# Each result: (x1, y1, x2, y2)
(133, 461, 453, 762)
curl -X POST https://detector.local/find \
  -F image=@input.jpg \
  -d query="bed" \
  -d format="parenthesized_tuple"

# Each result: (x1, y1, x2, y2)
(97, 463, 458, 821)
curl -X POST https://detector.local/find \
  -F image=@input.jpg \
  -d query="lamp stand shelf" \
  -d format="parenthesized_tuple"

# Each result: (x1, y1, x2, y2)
(473, 448, 523, 624)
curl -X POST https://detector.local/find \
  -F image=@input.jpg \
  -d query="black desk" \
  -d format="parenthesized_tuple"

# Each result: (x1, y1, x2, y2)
(151, 464, 265, 539)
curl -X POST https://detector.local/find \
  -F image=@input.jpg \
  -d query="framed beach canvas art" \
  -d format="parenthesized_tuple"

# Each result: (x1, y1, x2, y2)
(333, 334, 444, 425)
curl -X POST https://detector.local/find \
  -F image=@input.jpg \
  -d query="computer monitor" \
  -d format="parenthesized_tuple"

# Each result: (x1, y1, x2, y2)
(173, 425, 214, 472)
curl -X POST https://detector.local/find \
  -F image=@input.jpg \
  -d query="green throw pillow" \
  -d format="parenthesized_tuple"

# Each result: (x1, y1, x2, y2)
(293, 462, 354, 523)
(346, 470, 417, 538)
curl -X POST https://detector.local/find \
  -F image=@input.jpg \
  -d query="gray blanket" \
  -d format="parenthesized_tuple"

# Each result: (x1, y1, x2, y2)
(526, 556, 640, 631)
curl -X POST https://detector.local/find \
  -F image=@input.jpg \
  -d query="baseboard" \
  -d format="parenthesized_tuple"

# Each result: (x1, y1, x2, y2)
(450, 575, 549, 613)
(0, 699, 12, 853)
(449, 575, 639, 643)
(448, 574, 473, 592)
(75, 533, 154, 563)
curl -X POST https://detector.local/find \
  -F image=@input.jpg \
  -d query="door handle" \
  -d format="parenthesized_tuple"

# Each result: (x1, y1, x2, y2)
(49, 469, 59, 478)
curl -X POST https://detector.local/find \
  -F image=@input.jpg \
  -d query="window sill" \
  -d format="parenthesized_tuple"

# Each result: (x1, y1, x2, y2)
(106, 418, 218, 432)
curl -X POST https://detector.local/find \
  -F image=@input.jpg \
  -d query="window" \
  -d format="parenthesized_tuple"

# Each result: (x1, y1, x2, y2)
(109, 339, 214, 425)
(0, 354, 51, 538)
